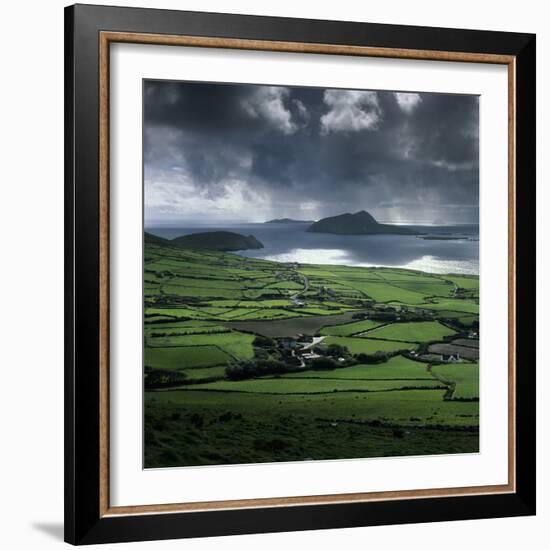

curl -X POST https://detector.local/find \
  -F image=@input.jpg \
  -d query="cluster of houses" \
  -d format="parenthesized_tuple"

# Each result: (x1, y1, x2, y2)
(278, 334, 337, 364)
(410, 349, 462, 364)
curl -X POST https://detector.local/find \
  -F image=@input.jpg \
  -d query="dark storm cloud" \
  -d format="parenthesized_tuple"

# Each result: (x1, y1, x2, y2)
(143, 79, 479, 224)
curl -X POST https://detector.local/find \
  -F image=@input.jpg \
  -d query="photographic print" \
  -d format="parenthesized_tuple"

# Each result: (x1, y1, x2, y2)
(143, 80, 480, 469)
(65, 7, 536, 542)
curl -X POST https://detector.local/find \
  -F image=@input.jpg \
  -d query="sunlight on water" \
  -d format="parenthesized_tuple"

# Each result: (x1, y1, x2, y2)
(401, 255, 478, 275)
(264, 248, 350, 265)
(264, 249, 478, 275)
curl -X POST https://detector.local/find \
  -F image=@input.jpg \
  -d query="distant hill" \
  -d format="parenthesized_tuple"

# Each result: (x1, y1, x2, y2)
(264, 218, 314, 224)
(144, 231, 171, 245)
(167, 231, 264, 251)
(307, 211, 419, 235)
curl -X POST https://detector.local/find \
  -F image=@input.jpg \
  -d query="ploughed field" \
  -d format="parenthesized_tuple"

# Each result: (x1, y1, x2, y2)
(144, 241, 480, 468)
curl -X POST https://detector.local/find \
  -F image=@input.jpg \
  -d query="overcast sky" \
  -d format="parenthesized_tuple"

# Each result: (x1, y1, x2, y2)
(144, 80, 479, 226)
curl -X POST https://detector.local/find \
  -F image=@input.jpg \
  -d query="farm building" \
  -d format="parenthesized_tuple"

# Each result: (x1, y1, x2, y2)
(300, 352, 321, 361)
(279, 337, 297, 350)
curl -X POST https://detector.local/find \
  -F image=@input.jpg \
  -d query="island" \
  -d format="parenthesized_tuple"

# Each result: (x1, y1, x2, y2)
(145, 231, 264, 252)
(307, 210, 420, 235)
(264, 218, 314, 224)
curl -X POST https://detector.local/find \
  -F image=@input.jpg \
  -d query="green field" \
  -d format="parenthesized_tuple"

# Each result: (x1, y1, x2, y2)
(179, 377, 445, 394)
(397, 299, 479, 315)
(432, 363, 479, 399)
(363, 321, 456, 343)
(144, 321, 230, 337)
(144, 240, 479, 467)
(145, 346, 232, 370)
(282, 356, 434, 380)
(181, 366, 228, 380)
(323, 336, 416, 354)
(320, 318, 383, 336)
(146, 332, 255, 360)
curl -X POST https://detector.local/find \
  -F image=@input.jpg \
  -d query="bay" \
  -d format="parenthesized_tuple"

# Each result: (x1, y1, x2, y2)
(147, 222, 479, 275)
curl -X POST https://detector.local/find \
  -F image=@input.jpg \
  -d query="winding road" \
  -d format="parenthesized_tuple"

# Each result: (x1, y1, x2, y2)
(290, 273, 309, 305)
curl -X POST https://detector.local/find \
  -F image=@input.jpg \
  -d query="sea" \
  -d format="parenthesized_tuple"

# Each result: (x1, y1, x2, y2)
(147, 223, 479, 275)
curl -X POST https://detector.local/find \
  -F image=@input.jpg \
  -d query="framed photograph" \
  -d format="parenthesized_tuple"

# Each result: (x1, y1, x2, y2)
(65, 4, 536, 545)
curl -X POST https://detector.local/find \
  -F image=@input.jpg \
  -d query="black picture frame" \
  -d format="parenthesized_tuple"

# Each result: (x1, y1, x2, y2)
(65, 3, 536, 545)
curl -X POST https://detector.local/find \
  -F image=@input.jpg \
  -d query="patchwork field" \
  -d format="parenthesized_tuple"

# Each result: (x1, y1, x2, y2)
(144, 240, 480, 468)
